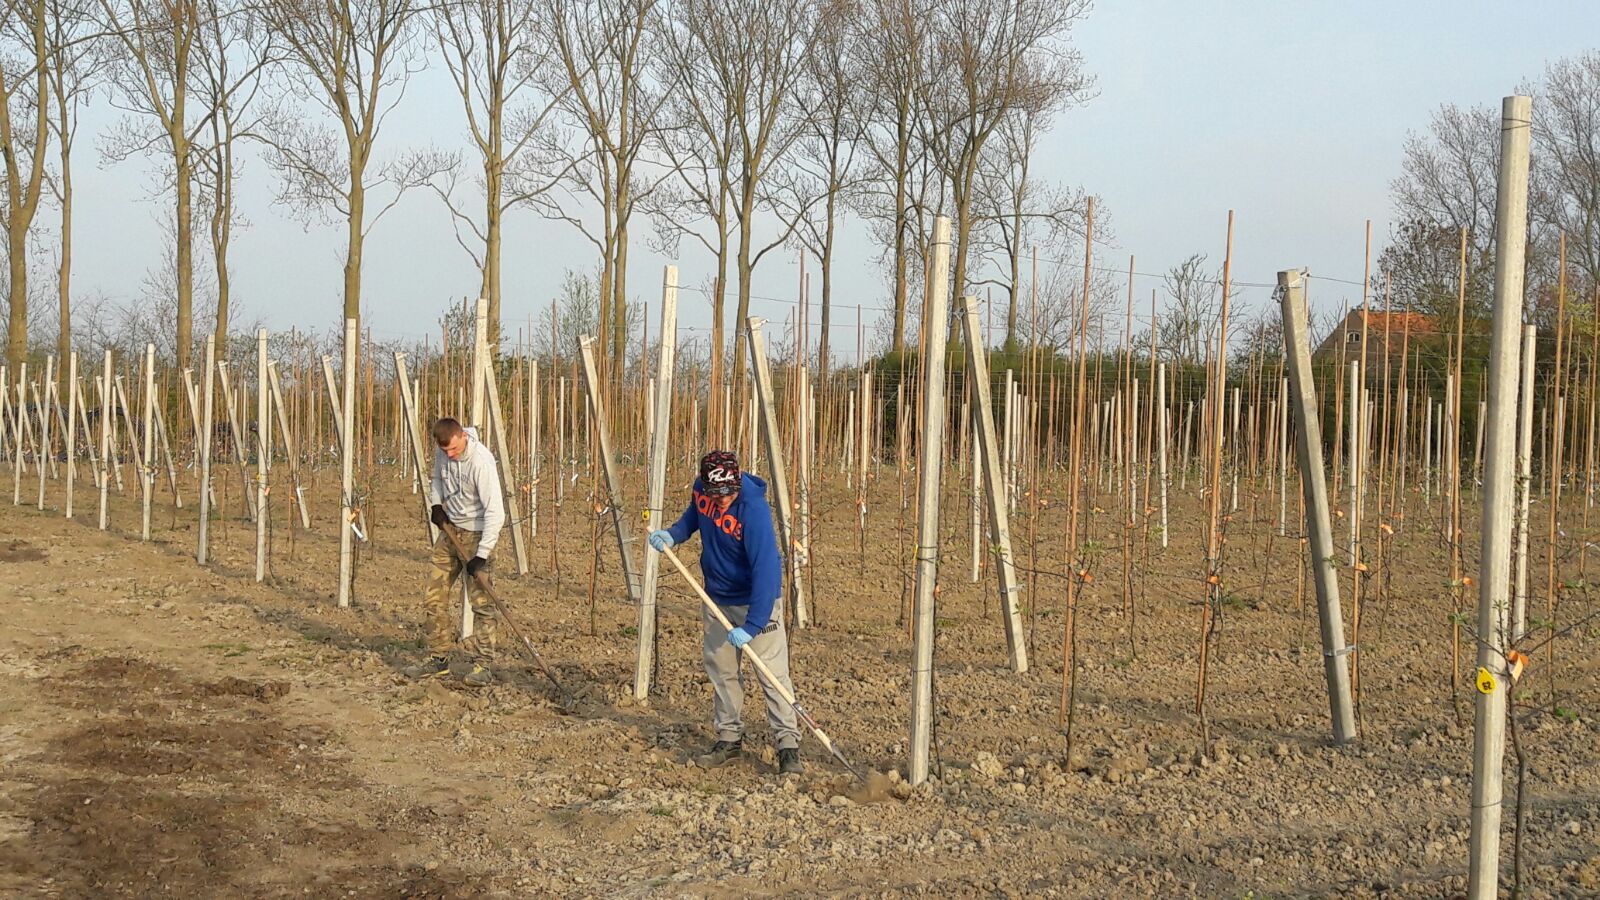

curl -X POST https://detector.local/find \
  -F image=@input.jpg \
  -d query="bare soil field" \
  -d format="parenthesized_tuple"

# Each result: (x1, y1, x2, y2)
(1, 462, 1597, 897)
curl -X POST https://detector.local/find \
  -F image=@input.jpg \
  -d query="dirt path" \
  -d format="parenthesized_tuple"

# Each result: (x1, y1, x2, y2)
(1, 471, 1598, 897)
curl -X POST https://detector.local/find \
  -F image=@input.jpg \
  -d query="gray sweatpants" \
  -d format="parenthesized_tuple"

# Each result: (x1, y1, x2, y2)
(702, 602, 802, 750)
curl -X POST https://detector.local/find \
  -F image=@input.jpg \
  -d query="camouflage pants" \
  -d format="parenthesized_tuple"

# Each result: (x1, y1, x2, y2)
(422, 529, 500, 659)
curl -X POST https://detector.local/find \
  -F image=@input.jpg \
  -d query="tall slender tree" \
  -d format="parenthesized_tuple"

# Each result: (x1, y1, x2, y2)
(539, 0, 670, 374)
(431, 0, 567, 346)
(258, 0, 431, 328)
(43, 0, 98, 375)
(659, 0, 819, 391)
(914, 0, 1091, 308)
(1, 0, 50, 370)
(95, 0, 206, 367)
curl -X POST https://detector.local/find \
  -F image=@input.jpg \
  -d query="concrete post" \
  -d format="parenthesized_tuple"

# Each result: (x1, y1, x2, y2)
(745, 318, 808, 628)
(636, 265, 678, 701)
(578, 334, 643, 605)
(957, 295, 1029, 674)
(1278, 268, 1358, 744)
(1468, 95, 1532, 900)
(337, 318, 357, 608)
(198, 336, 215, 563)
(909, 216, 952, 786)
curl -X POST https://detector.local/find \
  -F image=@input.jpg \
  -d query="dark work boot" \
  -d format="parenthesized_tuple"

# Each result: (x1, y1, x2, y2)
(460, 663, 494, 688)
(695, 739, 744, 769)
(403, 656, 449, 679)
(777, 747, 803, 776)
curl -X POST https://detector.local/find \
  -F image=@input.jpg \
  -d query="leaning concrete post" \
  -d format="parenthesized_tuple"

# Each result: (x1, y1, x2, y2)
(37, 356, 53, 510)
(198, 336, 215, 564)
(267, 361, 311, 529)
(745, 318, 809, 629)
(1468, 94, 1532, 900)
(1278, 268, 1357, 744)
(392, 353, 440, 546)
(957, 295, 1029, 674)
(482, 361, 532, 574)
(578, 335, 643, 605)
(635, 265, 679, 701)
(909, 216, 952, 786)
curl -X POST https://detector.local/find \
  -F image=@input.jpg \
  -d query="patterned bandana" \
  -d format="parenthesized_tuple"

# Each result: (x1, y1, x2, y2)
(699, 450, 742, 496)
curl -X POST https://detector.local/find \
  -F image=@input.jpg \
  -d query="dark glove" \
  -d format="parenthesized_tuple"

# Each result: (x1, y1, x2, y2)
(430, 504, 449, 528)
(465, 556, 490, 582)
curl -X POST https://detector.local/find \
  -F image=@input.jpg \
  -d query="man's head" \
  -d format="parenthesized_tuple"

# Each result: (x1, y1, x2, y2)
(433, 417, 469, 460)
(699, 450, 740, 511)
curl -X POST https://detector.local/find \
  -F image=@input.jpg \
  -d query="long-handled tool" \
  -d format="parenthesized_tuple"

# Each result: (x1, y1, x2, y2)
(659, 544, 864, 782)
(438, 522, 569, 699)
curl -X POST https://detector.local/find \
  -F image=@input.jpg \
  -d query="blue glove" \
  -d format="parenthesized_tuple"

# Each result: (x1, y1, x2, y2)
(648, 530, 675, 551)
(728, 626, 756, 649)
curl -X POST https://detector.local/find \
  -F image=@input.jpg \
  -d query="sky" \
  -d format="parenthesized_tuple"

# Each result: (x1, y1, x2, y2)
(58, 0, 1600, 361)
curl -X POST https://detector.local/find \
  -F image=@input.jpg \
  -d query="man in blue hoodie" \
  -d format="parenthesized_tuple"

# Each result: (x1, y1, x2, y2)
(649, 450, 803, 775)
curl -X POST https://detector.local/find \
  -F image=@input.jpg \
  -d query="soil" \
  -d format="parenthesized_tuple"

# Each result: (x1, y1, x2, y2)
(1, 460, 1597, 897)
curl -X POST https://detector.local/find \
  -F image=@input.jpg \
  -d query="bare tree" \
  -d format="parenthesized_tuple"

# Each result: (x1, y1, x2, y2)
(659, 0, 819, 390)
(790, 0, 862, 383)
(970, 105, 1089, 347)
(257, 0, 430, 328)
(1391, 102, 1499, 266)
(1159, 253, 1227, 366)
(430, 0, 567, 346)
(1, 0, 50, 370)
(1532, 52, 1600, 295)
(645, 67, 736, 420)
(95, 0, 211, 368)
(849, 0, 929, 355)
(193, 0, 272, 348)
(914, 0, 1090, 319)
(1018, 247, 1113, 353)
(538, 0, 671, 375)
(42, 0, 98, 379)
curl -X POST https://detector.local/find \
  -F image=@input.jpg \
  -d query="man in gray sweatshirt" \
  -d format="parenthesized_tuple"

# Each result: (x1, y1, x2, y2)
(404, 416, 506, 686)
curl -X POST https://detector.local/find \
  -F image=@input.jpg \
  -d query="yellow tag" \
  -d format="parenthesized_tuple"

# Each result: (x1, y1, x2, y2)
(1476, 667, 1497, 694)
(641, 509, 650, 521)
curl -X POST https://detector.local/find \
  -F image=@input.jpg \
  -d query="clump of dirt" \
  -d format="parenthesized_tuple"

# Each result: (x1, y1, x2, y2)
(0, 540, 46, 562)
(202, 676, 290, 702)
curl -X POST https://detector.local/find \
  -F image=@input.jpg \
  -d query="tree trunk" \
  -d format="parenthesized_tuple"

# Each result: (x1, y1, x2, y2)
(57, 147, 71, 379)
(175, 140, 194, 369)
(730, 191, 756, 405)
(1005, 212, 1022, 349)
(613, 213, 629, 377)
(344, 176, 365, 326)
(212, 144, 232, 349)
(6, 227, 26, 370)
(484, 158, 502, 348)
(820, 187, 836, 385)
(891, 156, 909, 356)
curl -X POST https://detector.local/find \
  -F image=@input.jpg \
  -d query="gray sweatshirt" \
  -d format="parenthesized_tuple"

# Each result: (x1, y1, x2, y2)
(431, 426, 505, 559)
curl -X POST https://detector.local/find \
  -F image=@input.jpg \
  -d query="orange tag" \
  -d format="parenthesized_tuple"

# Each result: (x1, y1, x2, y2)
(1507, 650, 1529, 682)
(1206, 574, 1221, 586)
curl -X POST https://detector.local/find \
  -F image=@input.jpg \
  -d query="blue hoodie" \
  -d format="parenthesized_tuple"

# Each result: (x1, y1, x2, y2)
(666, 472, 783, 633)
